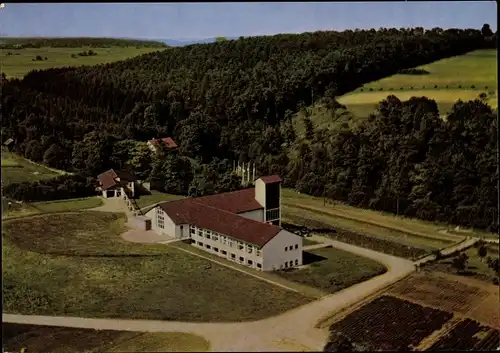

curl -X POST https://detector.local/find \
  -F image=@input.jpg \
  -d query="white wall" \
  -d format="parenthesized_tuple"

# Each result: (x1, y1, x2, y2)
(238, 208, 264, 222)
(145, 206, 179, 237)
(189, 226, 264, 270)
(261, 229, 303, 271)
(254, 178, 266, 208)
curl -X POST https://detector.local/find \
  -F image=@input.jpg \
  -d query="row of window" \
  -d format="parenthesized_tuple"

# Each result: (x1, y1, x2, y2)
(195, 241, 262, 269)
(285, 244, 299, 251)
(190, 226, 262, 256)
(282, 259, 299, 269)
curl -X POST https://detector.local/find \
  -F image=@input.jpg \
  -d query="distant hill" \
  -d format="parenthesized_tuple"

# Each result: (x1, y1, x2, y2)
(160, 37, 239, 47)
(0, 37, 168, 49)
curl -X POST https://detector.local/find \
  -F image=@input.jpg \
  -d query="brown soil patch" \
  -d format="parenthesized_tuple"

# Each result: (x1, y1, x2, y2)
(387, 271, 500, 329)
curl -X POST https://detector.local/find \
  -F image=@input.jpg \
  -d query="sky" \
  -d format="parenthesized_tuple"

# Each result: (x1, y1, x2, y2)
(0, 2, 497, 39)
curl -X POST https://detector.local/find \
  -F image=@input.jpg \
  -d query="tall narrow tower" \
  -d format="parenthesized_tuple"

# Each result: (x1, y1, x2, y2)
(254, 175, 282, 226)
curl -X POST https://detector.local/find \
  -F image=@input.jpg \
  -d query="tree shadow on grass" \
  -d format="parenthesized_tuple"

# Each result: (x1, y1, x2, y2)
(302, 251, 328, 266)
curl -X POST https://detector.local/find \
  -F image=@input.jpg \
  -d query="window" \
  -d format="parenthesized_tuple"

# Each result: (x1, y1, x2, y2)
(197, 229, 203, 236)
(214, 247, 219, 252)
(238, 244, 244, 250)
(295, 259, 299, 266)
(157, 214, 164, 229)
(190, 228, 196, 235)
(222, 250, 227, 255)
(221, 237, 226, 245)
(205, 233, 210, 239)
(257, 263, 262, 269)
(285, 262, 288, 268)
(239, 256, 244, 262)
(206, 244, 211, 249)
(256, 250, 261, 257)
(231, 253, 236, 259)
(295, 244, 298, 249)
(289, 260, 293, 267)
(247, 259, 253, 265)
(228, 240, 233, 247)
(197, 242, 203, 246)
(285, 247, 288, 252)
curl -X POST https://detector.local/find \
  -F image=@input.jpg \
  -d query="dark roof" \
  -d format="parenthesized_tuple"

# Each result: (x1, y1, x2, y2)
(97, 169, 135, 190)
(158, 198, 281, 246)
(259, 175, 282, 184)
(193, 188, 263, 214)
(149, 137, 178, 148)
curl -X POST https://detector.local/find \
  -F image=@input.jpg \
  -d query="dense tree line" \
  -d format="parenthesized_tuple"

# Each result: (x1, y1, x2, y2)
(1, 26, 497, 231)
(0, 37, 168, 49)
(3, 174, 96, 202)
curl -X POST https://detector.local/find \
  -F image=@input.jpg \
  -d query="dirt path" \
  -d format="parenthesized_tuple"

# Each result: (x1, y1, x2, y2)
(3, 237, 414, 352)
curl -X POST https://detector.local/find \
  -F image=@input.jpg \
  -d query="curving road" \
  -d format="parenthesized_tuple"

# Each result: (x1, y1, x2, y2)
(4, 234, 415, 352)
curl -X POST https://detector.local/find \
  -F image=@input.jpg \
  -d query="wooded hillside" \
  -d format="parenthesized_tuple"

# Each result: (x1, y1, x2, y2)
(1, 27, 497, 231)
(0, 37, 168, 48)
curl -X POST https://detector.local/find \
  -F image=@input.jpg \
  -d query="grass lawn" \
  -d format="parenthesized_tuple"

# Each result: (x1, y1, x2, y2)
(2, 323, 209, 353)
(303, 237, 320, 246)
(2, 211, 311, 322)
(1, 46, 163, 78)
(2, 197, 103, 219)
(1, 152, 65, 186)
(282, 188, 497, 243)
(135, 190, 185, 209)
(275, 247, 387, 294)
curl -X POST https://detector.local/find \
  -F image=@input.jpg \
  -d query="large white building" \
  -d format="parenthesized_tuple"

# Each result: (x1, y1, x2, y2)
(144, 175, 303, 271)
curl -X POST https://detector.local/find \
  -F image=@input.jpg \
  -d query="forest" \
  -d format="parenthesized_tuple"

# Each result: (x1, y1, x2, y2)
(1, 26, 497, 231)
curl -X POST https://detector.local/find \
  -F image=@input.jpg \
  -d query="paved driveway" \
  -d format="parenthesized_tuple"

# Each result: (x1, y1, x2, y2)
(4, 235, 415, 351)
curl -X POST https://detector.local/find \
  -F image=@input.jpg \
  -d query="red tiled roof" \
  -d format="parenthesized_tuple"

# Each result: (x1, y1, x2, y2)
(194, 188, 263, 214)
(158, 198, 281, 246)
(97, 169, 135, 190)
(97, 169, 118, 190)
(149, 137, 178, 148)
(259, 175, 282, 184)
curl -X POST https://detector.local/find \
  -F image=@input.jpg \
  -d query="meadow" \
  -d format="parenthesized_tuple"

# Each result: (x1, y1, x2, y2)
(2, 323, 209, 353)
(2, 211, 312, 322)
(296, 49, 497, 132)
(1, 46, 164, 78)
(1, 151, 65, 186)
(337, 49, 497, 119)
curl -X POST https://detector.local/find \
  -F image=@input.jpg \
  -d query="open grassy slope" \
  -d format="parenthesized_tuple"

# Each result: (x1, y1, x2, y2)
(338, 49, 497, 118)
(1, 47, 165, 78)
(1, 152, 66, 185)
(2, 211, 312, 321)
(298, 49, 497, 132)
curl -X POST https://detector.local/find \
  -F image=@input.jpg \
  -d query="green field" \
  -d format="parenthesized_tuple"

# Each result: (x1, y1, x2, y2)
(275, 246, 387, 293)
(1, 152, 66, 185)
(338, 49, 497, 118)
(297, 49, 497, 130)
(1, 47, 164, 78)
(1, 197, 103, 219)
(2, 211, 312, 321)
(2, 323, 209, 353)
(282, 188, 497, 243)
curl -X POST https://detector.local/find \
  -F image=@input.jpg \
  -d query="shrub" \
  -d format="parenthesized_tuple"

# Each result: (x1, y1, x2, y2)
(410, 86, 413, 90)
(369, 87, 373, 92)
(360, 88, 364, 92)
(3, 173, 97, 202)
(399, 68, 430, 75)
(434, 84, 438, 89)
(445, 85, 449, 89)
(400, 87, 404, 90)
(471, 85, 476, 89)
(388, 87, 393, 91)
(485, 86, 489, 90)
(379, 87, 383, 91)
(458, 84, 462, 89)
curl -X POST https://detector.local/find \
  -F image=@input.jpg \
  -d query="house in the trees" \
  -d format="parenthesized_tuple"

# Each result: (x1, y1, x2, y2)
(144, 175, 303, 271)
(96, 169, 137, 198)
(3, 138, 14, 151)
(147, 137, 178, 154)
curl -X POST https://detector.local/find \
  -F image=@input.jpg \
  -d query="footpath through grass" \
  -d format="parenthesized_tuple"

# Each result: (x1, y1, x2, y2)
(2, 323, 209, 353)
(1, 46, 164, 78)
(2, 211, 311, 322)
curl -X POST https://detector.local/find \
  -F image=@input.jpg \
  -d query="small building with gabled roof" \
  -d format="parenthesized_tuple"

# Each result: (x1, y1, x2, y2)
(147, 137, 178, 154)
(96, 169, 137, 198)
